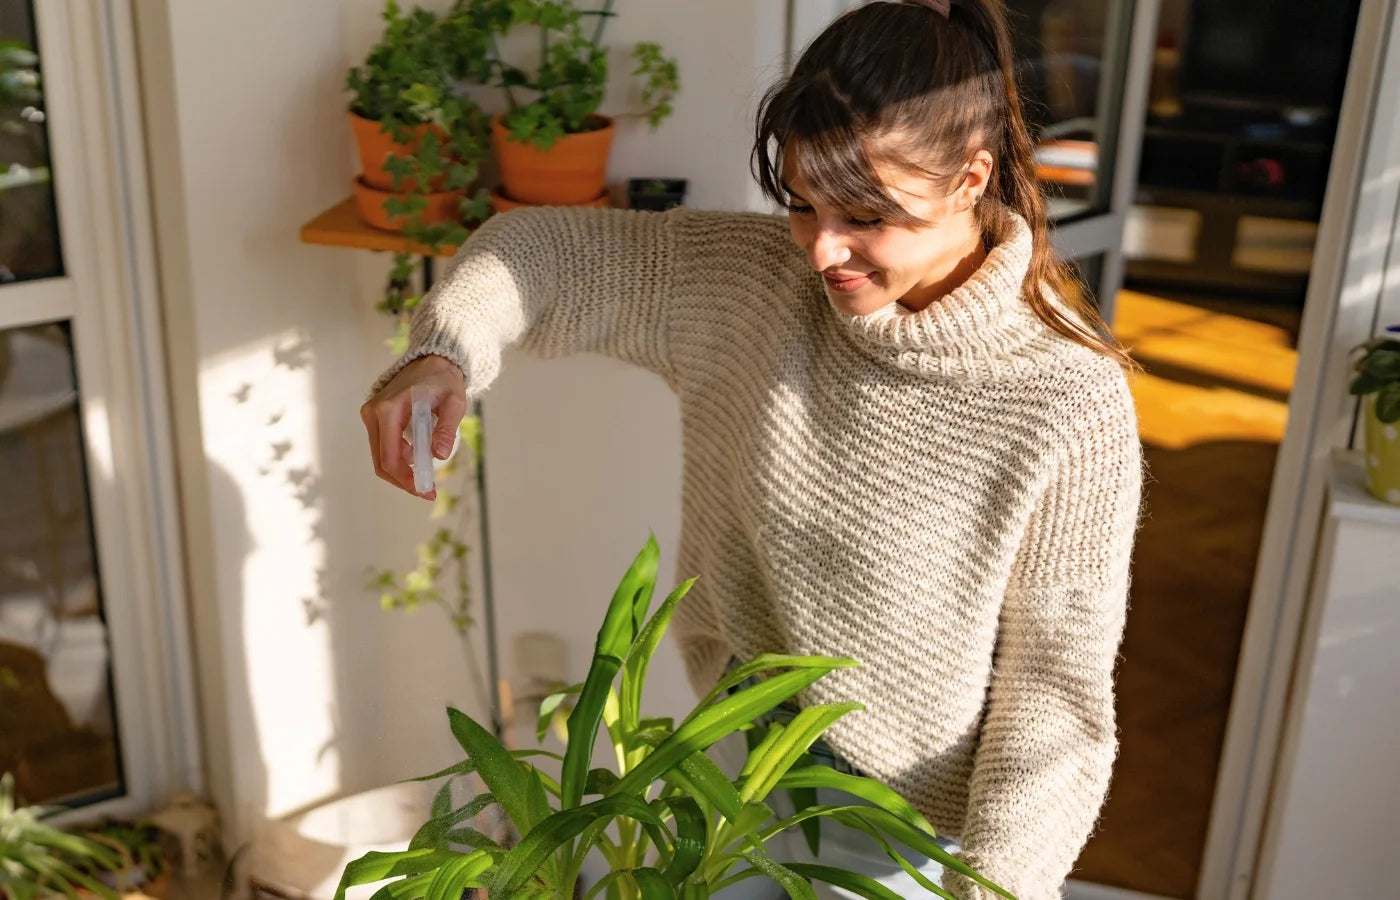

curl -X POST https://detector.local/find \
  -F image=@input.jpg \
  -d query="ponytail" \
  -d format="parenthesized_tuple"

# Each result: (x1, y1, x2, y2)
(946, 0, 1137, 370)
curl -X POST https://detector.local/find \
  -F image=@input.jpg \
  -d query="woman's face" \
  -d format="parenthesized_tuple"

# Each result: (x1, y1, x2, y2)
(782, 144, 991, 316)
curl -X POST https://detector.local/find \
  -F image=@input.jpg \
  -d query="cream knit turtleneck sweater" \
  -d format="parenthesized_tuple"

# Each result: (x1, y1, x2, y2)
(373, 205, 1143, 900)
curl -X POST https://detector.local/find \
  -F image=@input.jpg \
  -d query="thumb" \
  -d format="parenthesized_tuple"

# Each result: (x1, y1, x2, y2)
(433, 392, 467, 459)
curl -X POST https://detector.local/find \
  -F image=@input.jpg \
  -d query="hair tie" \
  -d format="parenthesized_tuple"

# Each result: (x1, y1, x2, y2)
(905, 0, 952, 17)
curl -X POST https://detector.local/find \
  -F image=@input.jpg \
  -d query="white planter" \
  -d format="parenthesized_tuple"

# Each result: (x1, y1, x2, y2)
(249, 781, 433, 900)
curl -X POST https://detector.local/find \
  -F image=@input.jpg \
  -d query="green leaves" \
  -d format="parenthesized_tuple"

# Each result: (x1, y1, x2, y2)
(1350, 339, 1400, 413)
(0, 774, 121, 900)
(1376, 382, 1400, 423)
(338, 537, 1013, 900)
(561, 536, 660, 809)
(633, 42, 679, 130)
(486, 795, 666, 895)
(448, 707, 544, 836)
(739, 703, 863, 804)
(1351, 339, 1400, 422)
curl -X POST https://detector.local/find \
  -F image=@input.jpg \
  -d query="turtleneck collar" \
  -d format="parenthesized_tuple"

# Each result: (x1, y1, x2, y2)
(833, 212, 1068, 380)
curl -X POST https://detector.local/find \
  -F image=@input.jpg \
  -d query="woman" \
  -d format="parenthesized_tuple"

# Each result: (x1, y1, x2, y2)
(361, 2, 1143, 897)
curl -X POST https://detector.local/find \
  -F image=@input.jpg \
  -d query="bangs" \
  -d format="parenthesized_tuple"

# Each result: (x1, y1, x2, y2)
(752, 77, 927, 228)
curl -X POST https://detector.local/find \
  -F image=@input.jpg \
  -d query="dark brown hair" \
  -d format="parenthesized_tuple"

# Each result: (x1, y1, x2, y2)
(752, 0, 1134, 369)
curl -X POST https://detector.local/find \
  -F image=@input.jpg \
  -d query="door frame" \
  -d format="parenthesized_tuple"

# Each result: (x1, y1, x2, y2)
(1196, 0, 1400, 896)
(11, 0, 201, 820)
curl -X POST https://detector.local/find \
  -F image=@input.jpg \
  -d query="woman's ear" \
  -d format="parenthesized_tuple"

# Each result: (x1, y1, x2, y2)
(956, 150, 995, 212)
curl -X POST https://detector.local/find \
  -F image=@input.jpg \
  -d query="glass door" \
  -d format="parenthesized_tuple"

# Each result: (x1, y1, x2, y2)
(1, 0, 193, 815)
(0, 0, 123, 810)
(788, 1, 1159, 318)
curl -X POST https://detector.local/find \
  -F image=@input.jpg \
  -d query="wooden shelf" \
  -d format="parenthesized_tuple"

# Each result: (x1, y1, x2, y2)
(299, 196, 463, 257)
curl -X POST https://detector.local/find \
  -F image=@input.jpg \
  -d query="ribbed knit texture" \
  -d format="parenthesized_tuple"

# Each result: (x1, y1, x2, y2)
(373, 206, 1143, 900)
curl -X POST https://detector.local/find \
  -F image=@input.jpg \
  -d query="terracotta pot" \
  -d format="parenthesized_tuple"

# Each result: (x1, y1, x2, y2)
(491, 114, 615, 206)
(353, 177, 465, 233)
(348, 112, 448, 192)
(487, 186, 610, 214)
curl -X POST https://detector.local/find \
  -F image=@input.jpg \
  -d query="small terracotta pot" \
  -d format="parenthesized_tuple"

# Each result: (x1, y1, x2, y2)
(491, 114, 615, 206)
(353, 176, 465, 233)
(487, 186, 610, 214)
(348, 112, 448, 192)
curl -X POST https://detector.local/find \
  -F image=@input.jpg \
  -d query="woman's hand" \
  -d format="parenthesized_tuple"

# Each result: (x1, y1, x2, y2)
(360, 354, 467, 498)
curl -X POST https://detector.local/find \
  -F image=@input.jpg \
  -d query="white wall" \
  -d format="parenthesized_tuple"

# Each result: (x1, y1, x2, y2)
(135, 0, 786, 853)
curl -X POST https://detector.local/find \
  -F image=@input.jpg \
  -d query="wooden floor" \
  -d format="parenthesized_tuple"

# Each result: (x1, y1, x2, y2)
(1071, 289, 1302, 898)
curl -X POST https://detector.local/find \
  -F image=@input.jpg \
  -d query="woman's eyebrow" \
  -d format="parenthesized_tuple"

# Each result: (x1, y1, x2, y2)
(780, 181, 807, 200)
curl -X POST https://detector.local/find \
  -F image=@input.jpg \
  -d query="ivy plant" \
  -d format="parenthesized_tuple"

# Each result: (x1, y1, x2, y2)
(459, 0, 680, 150)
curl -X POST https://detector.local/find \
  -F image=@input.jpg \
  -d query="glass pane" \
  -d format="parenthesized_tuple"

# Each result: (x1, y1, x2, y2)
(1008, 0, 1133, 222)
(0, 323, 121, 806)
(0, 0, 63, 283)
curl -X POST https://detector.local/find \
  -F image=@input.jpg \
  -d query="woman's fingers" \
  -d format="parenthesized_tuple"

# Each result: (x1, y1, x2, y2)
(375, 398, 416, 492)
(434, 391, 468, 459)
(362, 354, 467, 499)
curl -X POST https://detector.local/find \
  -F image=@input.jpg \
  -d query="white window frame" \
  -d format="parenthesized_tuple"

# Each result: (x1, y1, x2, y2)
(7, 0, 200, 821)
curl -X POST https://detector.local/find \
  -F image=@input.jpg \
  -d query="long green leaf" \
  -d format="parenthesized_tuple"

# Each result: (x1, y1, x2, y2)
(424, 851, 493, 900)
(441, 827, 504, 853)
(739, 852, 817, 900)
(536, 681, 585, 742)
(447, 707, 540, 835)
(409, 792, 498, 850)
(776, 766, 936, 836)
(634, 729, 745, 823)
(739, 705, 856, 800)
(334, 849, 467, 900)
(695, 654, 859, 710)
(622, 577, 696, 733)
(740, 722, 786, 780)
(367, 872, 434, 900)
(629, 867, 677, 899)
(823, 808, 1009, 896)
(781, 863, 904, 900)
(659, 796, 706, 885)
(787, 784, 820, 857)
(487, 795, 667, 895)
(824, 816, 957, 900)
(562, 538, 660, 809)
(612, 666, 835, 798)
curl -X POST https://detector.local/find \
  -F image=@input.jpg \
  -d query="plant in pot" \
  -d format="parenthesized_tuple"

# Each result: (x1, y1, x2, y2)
(461, 0, 680, 209)
(335, 538, 1013, 900)
(79, 819, 170, 899)
(626, 178, 686, 212)
(0, 773, 120, 900)
(1349, 324, 1400, 505)
(346, 0, 494, 238)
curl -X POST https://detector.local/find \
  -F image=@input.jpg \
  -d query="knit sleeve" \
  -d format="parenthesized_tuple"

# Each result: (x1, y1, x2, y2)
(943, 373, 1143, 900)
(369, 205, 677, 397)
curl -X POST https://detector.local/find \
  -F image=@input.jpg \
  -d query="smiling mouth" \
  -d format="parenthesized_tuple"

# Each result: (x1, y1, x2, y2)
(823, 272, 872, 292)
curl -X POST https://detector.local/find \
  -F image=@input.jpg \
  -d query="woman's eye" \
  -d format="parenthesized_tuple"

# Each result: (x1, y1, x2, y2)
(785, 202, 814, 215)
(849, 216, 883, 228)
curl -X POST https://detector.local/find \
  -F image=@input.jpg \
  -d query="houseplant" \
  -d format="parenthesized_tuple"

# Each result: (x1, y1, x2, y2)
(463, 0, 679, 207)
(0, 773, 119, 900)
(80, 819, 170, 899)
(626, 179, 686, 212)
(336, 538, 1013, 900)
(1349, 324, 1400, 504)
(346, 0, 494, 237)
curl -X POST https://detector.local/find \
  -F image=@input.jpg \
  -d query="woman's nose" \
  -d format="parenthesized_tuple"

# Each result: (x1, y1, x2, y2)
(807, 225, 852, 271)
